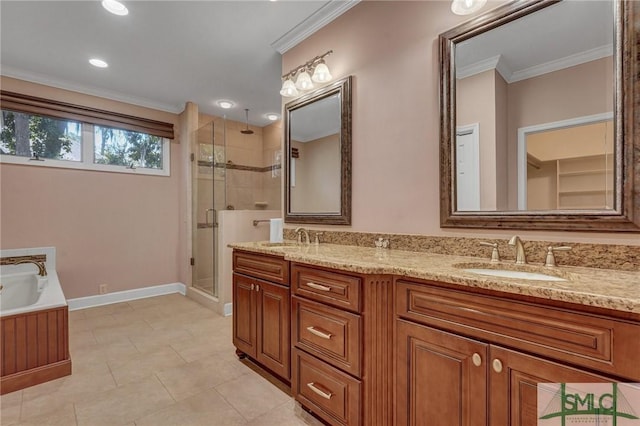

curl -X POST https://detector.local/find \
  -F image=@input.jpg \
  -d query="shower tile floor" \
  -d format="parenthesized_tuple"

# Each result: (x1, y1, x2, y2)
(0, 294, 324, 426)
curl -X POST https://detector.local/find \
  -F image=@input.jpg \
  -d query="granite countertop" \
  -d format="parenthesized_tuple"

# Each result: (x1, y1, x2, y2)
(230, 241, 640, 314)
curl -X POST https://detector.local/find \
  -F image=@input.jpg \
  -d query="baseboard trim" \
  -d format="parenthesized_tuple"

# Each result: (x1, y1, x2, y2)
(67, 282, 186, 311)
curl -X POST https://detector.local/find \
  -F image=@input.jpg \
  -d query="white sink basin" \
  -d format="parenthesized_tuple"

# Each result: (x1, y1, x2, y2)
(463, 268, 566, 281)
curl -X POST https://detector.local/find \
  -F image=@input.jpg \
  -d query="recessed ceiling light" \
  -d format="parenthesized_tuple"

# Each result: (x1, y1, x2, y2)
(102, 0, 129, 16)
(217, 100, 235, 109)
(266, 114, 279, 121)
(89, 58, 109, 68)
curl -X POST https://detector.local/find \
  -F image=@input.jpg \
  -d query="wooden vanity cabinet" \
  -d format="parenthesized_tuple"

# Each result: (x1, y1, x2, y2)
(395, 278, 639, 426)
(291, 263, 394, 426)
(232, 250, 290, 381)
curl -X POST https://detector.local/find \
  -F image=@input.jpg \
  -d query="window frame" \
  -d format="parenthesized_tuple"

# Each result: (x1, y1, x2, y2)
(0, 91, 173, 176)
(0, 118, 171, 176)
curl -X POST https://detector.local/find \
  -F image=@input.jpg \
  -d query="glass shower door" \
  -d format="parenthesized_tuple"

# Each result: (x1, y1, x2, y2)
(192, 119, 226, 297)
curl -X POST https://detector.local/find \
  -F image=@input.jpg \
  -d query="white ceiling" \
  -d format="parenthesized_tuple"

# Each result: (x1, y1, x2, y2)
(0, 1, 356, 127)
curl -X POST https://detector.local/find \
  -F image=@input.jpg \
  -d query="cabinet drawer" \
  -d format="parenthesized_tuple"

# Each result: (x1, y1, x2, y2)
(233, 250, 289, 285)
(293, 348, 361, 426)
(292, 264, 361, 313)
(396, 279, 640, 380)
(293, 296, 362, 377)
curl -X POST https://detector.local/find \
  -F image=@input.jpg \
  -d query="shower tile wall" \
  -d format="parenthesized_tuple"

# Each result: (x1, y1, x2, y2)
(200, 117, 281, 211)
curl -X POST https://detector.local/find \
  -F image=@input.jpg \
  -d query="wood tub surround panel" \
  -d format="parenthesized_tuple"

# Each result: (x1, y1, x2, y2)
(1, 306, 71, 395)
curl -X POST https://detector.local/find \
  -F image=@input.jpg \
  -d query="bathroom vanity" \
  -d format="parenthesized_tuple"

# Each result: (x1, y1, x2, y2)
(231, 242, 640, 426)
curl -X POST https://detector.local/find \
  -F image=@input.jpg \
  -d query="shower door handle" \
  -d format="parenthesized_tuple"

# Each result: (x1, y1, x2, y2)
(205, 209, 218, 228)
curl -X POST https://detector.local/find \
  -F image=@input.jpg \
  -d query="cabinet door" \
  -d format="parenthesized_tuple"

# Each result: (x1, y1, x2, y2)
(256, 279, 290, 380)
(396, 320, 488, 426)
(489, 345, 615, 426)
(232, 273, 256, 358)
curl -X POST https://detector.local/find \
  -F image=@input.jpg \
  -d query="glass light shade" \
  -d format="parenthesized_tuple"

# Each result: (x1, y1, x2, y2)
(295, 70, 314, 90)
(279, 79, 299, 97)
(451, 0, 487, 15)
(311, 62, 332, 83)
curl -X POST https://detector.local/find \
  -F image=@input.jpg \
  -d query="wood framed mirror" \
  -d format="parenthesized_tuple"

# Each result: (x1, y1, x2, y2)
(439, 0, 639, 232)
(284, 76, 352, 225)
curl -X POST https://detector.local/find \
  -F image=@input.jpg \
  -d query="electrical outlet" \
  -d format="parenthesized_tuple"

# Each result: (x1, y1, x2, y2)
(99, 284, 108, 294)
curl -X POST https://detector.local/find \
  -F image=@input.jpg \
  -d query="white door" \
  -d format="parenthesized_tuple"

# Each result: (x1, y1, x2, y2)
(456, 125, 480, 211)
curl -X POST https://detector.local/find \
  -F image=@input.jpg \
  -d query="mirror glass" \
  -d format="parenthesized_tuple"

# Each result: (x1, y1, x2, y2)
(285, 76, 352, 224)
(455, 0, 613, 212)
(440, 0, 639, 231)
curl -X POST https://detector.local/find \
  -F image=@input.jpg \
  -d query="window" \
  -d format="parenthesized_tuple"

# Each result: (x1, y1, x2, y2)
(0, 91, 173, 176)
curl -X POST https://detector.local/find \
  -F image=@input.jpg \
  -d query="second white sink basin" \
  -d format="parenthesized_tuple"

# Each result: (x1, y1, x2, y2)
(463, 268, 567, 281)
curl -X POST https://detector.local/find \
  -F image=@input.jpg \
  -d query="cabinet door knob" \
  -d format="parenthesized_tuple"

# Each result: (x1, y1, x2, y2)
(307, 382, 333, 400)
(306, 326, 332, 340)
(250, 283, 255, 291)
(492, 358, 503, 373)
(306, 282, 331, 292)
(472, 353, 482, 367)
(256, 284, 260, 292)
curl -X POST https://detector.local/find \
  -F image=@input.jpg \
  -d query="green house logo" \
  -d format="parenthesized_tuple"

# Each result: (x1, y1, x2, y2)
(538, 383, 640, 426)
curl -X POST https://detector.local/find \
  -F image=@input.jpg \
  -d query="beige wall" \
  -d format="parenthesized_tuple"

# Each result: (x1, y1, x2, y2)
(290, 134, 341, 213)
(457, 69, 508, 210)
(282, 1, 638, 245)
(506, 56, 614, 208)
(0, 76, 183, 298)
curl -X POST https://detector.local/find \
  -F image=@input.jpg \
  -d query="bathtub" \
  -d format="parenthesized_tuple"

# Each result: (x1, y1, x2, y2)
(0, 247, 71, 395)
(1, 271, 66, 316)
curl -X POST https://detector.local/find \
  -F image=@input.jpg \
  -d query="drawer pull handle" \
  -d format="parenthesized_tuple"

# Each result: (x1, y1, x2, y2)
(306, 326, 332, 339)
(472, 353, 482, 367)
(306, 282, 331, 291)
(307, 382, 333, 400)
(492, 358, 503, 373)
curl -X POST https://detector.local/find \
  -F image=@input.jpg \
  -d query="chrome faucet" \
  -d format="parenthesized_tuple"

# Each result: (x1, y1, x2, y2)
(508, 236, 527, 265)
(294, 227, 310, 245)
(12, 259, 48, 276)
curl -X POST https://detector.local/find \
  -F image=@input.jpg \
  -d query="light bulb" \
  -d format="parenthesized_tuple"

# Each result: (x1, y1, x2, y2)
(295, 70, 314, 91)
(279, 79, 299, 97)
(311, 62, 332, 83)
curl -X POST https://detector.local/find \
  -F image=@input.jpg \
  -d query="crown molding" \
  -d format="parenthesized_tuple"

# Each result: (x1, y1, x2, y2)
(509, 44, 613, 83)
(456, 54, 513, 81)
(271, 0, 360, 54)
(457, 44, 613, 84)
(0, 65, 183, 114)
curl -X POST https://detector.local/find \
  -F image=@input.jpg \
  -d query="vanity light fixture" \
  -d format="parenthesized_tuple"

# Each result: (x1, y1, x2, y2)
(451, 0, 487, 15)
(101, 0, 129, 16)
(280, 50, 333, 97)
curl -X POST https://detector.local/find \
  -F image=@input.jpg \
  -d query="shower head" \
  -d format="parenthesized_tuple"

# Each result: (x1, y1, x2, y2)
(241, 109, 254, 135)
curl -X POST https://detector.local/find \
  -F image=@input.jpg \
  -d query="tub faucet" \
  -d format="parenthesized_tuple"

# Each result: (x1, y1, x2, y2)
(294, 227, 310, 245)
(13, 259, 48, 277)
(508, 236, 527, 265)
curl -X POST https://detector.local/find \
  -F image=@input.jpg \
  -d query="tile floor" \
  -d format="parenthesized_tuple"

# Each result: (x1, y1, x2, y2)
(0, 294, 323, 426)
